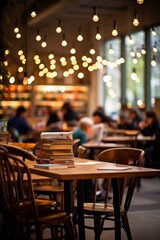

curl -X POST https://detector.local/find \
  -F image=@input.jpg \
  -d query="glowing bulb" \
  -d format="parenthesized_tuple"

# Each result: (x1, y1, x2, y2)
(131, 68, 138, 80)
(70, 47, 76, 54)
(56, 20, 62, 33)
(16, 33, 21, 39)
(137, 0, 144, 4)
(18, 66, 23, 73)
(30, 11, 36, 18)
(9, 76, 15, 84)
(36, 34, 41, 41)
(90, 48, 95, 55)
(133, 10, 139, 26)
(95, 27, 101, 40)
(112, 20, 118, 36)
(61, 34, 67, 46)
(152, 27, 156, 36)
(48, 54, 54, 59)
(56, 26, 62, 33)
(151, 56, 156, 67)
(5, 49, 10, 55)
(78, 72, 84, 79)
(93, 7, 99, 22)
(77, 28, 83, 41)
(41, 41, 47, 48)
(14, 27, 19, 33)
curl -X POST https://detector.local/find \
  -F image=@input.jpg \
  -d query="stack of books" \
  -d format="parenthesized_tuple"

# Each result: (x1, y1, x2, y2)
(35, 132, 75, 167)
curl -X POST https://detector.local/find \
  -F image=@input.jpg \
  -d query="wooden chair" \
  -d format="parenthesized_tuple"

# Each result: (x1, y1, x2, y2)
(73, 147, 144, 240)
(0, 151, 76, 240)
(0, 132, 10, 144)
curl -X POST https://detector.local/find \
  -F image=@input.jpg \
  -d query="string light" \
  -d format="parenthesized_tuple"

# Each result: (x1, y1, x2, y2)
(153, 42, 158, 52)
(16, 33, 21, 39)
(92, 7, 99, 22)
(95, 27, 102, 40)
(151, 27, 156, 36)
(128, 35, 134, 45)
(77, 28, 83, 41)
(151, 55, 156, 67)
(36, 29, 41, 41)
(30, 10, 36, 18)
(137, 0, 144, 4)
(109, 44, 114, 54)
(133, 9, 139, 26)
(112, 20, 118, 37)
(141, 45, 146, 55)
(70, 46, 76, 54)
(131, 68, 138, 80)
(56, 20, 62, 33)
(61, 34, 67, 46)
(41, 36, 47, 48)
(14, 19, 19, 33)
(89, 47, 96, 55)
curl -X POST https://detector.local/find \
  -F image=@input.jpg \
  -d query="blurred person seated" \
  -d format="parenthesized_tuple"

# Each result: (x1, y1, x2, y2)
(138, 110, 160, 168)
(72, 117, 93, 146)
(118, 107, 142, 130)
(92, 110, 115, 130)
(8, 106, 34, 142)
(61, 101, 79, 123)
(127, 107, 142, 130)
(139, 110, 160, 136)
(46, 106, 61, 131)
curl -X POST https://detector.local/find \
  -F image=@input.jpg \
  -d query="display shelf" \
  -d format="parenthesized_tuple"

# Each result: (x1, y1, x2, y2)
(1, 84, 89, 118)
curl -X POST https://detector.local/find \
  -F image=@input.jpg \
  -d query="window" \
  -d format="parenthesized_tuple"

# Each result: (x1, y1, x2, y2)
(125, 31, 145, 108)
(150, 26, 160, 106)
(103, 38, 122, 118)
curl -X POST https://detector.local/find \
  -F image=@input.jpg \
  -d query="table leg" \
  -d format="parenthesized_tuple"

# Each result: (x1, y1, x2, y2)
(64, 181, 73, 240)
(112, 178, 121, 240)
(77, 180, 86, 240)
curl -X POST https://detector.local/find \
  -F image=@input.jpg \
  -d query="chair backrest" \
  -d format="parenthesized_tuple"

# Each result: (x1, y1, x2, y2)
(0, 143, 36, 162)
(97, 148, 144, 210)
(77, 146, 87, 158)
(0, 132, 10, 144)
(0, 151, 38, 233)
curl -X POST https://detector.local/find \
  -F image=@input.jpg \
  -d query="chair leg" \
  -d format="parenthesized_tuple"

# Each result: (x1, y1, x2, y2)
(121, 213, 132, 240)
(94, 214, 102, 240)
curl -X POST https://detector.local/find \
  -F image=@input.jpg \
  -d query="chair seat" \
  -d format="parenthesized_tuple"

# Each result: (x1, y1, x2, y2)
(83, 203, 124, 215)
(34, 185, 64, 193)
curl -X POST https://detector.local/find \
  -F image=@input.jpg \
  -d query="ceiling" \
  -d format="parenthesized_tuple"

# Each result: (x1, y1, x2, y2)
(4, 0, 160, 84)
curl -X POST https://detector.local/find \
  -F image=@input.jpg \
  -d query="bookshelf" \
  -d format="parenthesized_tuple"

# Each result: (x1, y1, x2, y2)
(1, 84, 89, 118)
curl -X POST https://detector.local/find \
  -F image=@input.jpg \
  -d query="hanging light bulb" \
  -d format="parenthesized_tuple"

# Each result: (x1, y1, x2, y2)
(16, 33, 21, 39)
(41, 35, 47, 48)
(77, 28, 83, 41)
(109, 44, 114, 54)
(92, 7, 99, 22)
(36, 29, 41, 41)
(95, 27, 102, 40)
(133, 9, 139, 26)
(128, 35, 134, 45)
(30, 10, 36, 18)
(131, 68, 138, 80)
(23, 72, 28, 85)
(137, 0, 144, 4)
(14, 19, 19, 33)
(30, 4, 37, 18)
(70, 43, 76, 54)
(61, 34, 67, 46)
(151, 27, 156, 36)
(56, 20, 62, 33)
(153, 42, 158, 52)
(151, 55, 156, 67)
(141, 45, 146, 55)
(89, 46, 96, 55)
(112, 20, 118, 37)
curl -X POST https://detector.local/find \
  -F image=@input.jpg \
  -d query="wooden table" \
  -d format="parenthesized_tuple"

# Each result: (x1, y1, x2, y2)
(28, 157, 160, 240)
(9, 142, 36, 150)
(102, 134, 155, 143)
